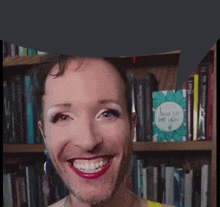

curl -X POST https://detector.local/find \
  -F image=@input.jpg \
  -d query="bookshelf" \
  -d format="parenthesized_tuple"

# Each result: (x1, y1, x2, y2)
(3, 43, 217, 207)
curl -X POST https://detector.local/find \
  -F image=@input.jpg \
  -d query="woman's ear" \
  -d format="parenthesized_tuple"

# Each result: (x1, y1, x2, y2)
(38, 120, 46, 143)
(130, 113, 138, 141)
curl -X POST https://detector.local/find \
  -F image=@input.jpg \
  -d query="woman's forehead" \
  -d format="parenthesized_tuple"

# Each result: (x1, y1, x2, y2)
(43, 58, 126, 107)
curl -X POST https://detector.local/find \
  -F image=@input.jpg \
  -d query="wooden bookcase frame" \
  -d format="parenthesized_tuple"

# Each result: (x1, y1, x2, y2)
(3, 44, 217, 207)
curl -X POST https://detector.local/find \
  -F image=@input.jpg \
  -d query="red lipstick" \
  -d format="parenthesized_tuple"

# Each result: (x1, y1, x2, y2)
(69, 159, 112, 179)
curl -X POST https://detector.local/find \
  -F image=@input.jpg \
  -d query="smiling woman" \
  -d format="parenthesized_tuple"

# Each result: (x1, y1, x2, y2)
(29, 54, 175, 207)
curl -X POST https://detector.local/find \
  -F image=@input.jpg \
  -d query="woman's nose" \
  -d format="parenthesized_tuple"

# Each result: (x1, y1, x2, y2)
(72, 119, 103, 152)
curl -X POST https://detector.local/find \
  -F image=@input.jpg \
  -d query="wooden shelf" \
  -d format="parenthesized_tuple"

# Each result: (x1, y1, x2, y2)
(133, 141, 213, 152)
(3, 141, 213, 153)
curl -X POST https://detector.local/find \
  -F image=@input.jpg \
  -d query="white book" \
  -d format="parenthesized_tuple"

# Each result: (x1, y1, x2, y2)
(201, 165, 210, 207)
(3, 173, 13, 207)
(165, 167, 174, 205)
(184, 169, 193, 207)
(19, 46, 23, 57)
(37, 51, 46, 55)
(142, 167, 147, 199)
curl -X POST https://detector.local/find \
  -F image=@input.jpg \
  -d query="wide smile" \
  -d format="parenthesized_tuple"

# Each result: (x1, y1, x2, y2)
(68, 155, 114, 179)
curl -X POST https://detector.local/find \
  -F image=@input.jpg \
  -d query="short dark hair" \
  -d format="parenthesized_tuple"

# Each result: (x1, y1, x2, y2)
(30, 54, 132, 125)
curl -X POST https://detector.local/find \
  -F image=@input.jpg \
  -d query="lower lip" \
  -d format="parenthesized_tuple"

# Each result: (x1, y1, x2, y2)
(69, 159, 112, 180)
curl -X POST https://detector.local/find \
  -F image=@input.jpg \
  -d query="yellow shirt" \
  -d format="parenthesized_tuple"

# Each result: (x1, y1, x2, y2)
(147, 200, 163, 207)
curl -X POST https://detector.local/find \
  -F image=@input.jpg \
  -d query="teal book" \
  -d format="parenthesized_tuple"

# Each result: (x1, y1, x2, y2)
(153, 90, 186, 142)
(25, 75, 35, 144)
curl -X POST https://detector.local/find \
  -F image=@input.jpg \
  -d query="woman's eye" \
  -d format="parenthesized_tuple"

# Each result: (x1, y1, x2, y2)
(52, 114, 72, 123)
(101, 110, 120, 118)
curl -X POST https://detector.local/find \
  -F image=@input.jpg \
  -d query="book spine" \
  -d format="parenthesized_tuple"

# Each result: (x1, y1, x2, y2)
(25, 75, 35, 144)
(201, 165, 210, 207)
(142, 167, 147, 199)
(192, 168, 201, 207)
(206, 72, 214, 141)
(3, 80, 11, 144)
(27, 48, 32, 56)
(147, 166, 154, 201)
(10, 44, 16, 57)
(174, 168, 184, 207)
(126, 73, 137, 142)
(15, 45, 19, 56)
(193, 74, 199, 141)
(23, 48, 28, 56)
(25, 166, 31, 207)
(135, 79, 145, 141)
(11, 172, 18, 206)
(165, 167, 174, 205)
(3, 41, 8, 57)
(186, 76, 194, 141)
(197, 64, 209, 141)
(184, 169, 193, 207)
(19, 46, 23, 57)
(132, 154, 138, 195)
(3, 173, 13, 207)
(144, 73, 158, 142)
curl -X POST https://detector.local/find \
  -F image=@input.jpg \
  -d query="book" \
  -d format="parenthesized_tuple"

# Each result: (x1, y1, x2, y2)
(127, 73, 137, 142)
(3, 173, 13, 207)
(153, 90, 186, 142)
(19, 46, 24, 57)
(143, 73, 158, 142)
(142, 167, 147, 199)
(184, 169, 193, 207)
(173, 168, 184, 207)
(206, 72, 214, 141)
(132, 154, 138, 195)
(23, 47, 28, 56)
(197, 64, 210, 141)
(147, 166, 154, 201)
(201, 165, 211, 207)
(10, 44, 16, 57)
(165, 167, 175, 205)
(186, 76, 194, 141)
(135, 79, 145, 141)
(192, 168, 201, 207)
(157, 164, 166, 203)
(25, 75, 35, 144)
(193, 74, 199, 141)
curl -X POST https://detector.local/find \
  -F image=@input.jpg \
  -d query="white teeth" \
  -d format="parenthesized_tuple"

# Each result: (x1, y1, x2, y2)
(72, 159, 110, 173)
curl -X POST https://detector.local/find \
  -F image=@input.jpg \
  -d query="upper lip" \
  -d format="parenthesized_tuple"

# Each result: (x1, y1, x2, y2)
(68, 155, 113, 162)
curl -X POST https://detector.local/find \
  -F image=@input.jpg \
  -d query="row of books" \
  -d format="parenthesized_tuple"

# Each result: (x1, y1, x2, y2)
(3, 70, 43, 144)
(3, 41, 47, 57)
(3, 162, 69, 207)
(127, 64, 214, 142)
(130, 155, 211, 207)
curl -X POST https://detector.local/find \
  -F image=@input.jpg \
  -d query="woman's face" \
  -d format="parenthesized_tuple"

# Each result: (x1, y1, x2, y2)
(39, 58, 137, 205)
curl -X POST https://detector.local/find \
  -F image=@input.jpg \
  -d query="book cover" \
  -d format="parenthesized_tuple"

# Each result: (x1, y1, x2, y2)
(25, 75, 35, 144)
(27, 48, 32, 56)
(186, 76, 194, 141)
(143, 73, 158, 142)
(197, 64, 210, 141)
(206, 72, 214, 141)
(127, 73, 137, 142)
(135, 79, 145, 141)
(153, 90, 186, 142)
(193, 74, 199, 141)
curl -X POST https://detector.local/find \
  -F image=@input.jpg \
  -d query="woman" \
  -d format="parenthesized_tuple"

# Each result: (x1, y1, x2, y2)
(32, 54, 175, 207)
